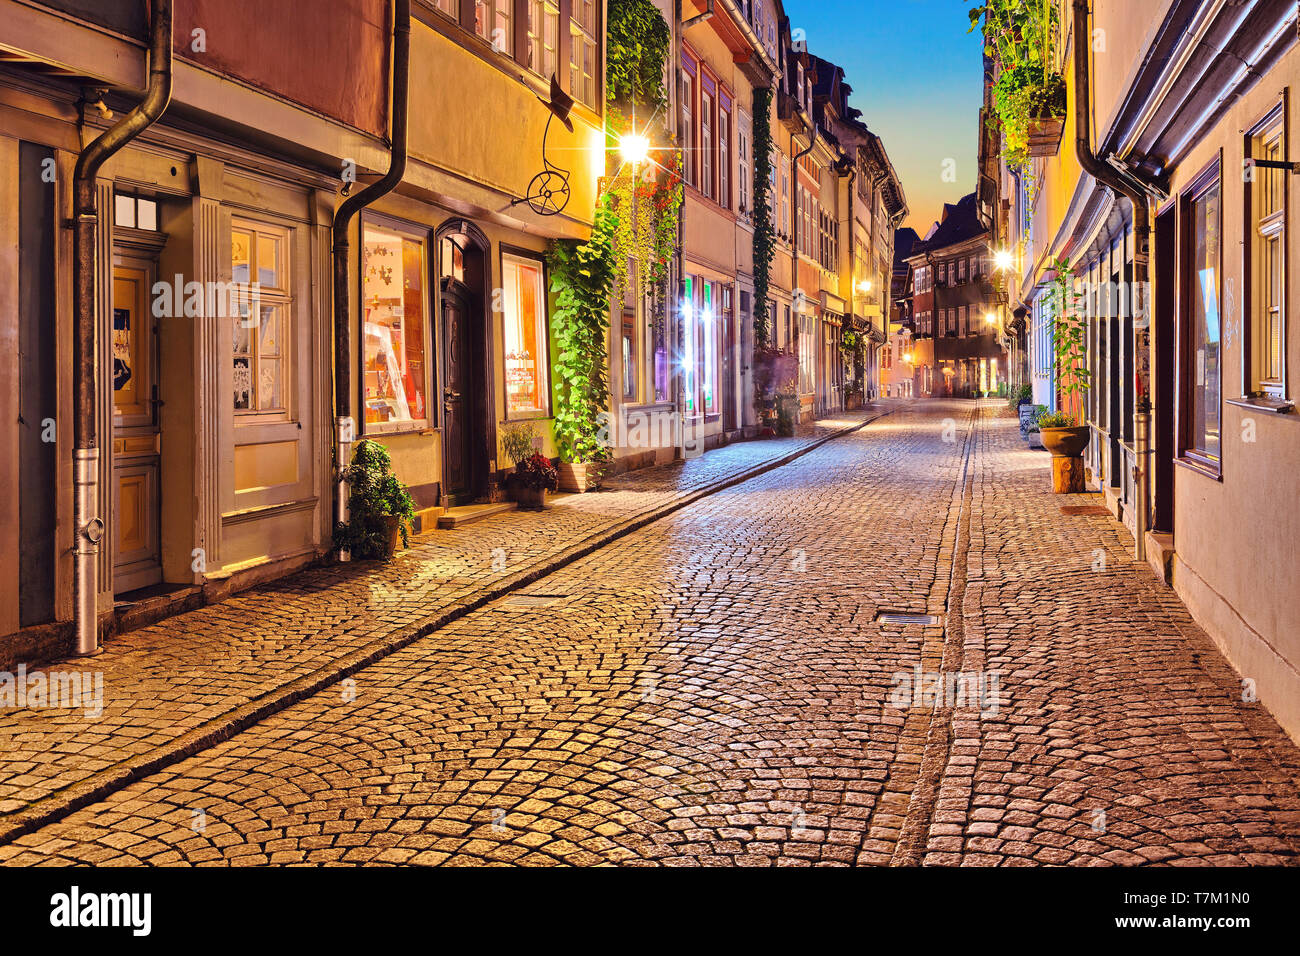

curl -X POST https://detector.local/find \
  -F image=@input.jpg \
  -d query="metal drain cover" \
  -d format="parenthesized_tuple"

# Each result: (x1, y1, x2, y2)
(875, 611, 942, 626)
(500, 594, 566, 608)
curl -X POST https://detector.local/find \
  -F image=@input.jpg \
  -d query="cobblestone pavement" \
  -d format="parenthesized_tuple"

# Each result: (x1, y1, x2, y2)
(0, 408, 888, 829)
(2, 400, 1299, 866)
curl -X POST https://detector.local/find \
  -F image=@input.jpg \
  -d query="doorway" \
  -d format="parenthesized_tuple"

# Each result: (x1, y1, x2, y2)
(437, 224, 491, 507)
(111, 255, 163, 592)
(1153, 205, 1177, 533)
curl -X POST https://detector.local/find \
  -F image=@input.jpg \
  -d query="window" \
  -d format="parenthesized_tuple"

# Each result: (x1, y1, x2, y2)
(114, 193, 158, 231)
(701, 89, 714, 199)
(502, 252, 550, 417)
(1248, 108, 1287, 399)
(681, 59, 697, 187)
(718, 102, 731, 210)
(232, 222, 291, 418)
(569, 0, 598, 109)
(475, 0, 512, 55)
(738, 113, 751, 214)
(798, 314, 815, 392)
(702, 281, 717, 413)
(684, 276, 697, 415)
(621, 310, 637, 402)
(433, 0, 458, 17)
(361, 222, 429, 429)
(780, 160, 790, 236)
(1181, 165, 1222, 471)
(526, 1, 559, 80)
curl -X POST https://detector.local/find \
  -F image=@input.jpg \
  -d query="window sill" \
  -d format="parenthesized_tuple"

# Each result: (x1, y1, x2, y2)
(1226, 395, 1295, 415)
(1175, 454, 1222, 482)
(363, 420, 433, 438)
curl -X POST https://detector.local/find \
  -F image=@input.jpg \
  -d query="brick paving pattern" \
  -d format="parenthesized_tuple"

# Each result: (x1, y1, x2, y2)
(0, 410, 884, 825)
(2, 400, 1298, 865)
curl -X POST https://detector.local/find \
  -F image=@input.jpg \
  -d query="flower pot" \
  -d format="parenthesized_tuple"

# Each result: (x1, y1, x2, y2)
(557, 461, 590, 494)
(514, 485, 548, 510)
(1039, 424, 1090, 459)
(380, 515, 402, 559)
(1026, 116, 1065, 157)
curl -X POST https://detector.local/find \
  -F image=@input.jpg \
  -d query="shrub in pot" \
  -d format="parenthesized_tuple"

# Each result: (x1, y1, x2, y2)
(334, 439, 417, 560)
(512, 452, 558, 510)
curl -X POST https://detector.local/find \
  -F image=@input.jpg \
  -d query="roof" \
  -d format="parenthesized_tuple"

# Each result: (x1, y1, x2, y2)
(907, 193, 987, 258)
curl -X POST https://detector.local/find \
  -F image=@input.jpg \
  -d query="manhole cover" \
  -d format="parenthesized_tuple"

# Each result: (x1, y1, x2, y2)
(500, 594, 566, 609)
(1060, 505, 1111, 516)
(875, 611, 942, 626)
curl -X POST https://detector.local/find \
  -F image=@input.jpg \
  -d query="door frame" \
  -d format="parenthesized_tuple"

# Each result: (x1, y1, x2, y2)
(435, 219, 494, 507)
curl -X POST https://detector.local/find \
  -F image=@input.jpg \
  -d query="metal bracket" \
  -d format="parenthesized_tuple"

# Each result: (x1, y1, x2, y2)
(1244, 158, 1300, 174)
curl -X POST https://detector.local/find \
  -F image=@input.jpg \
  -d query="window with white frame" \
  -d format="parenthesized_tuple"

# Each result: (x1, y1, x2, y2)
(701, 88, 714, 200)
(1249, 109, 1287, 399)
(569, 0, 598, 109)
(526, 1, 559, 80)
(681, 60, 697, 187)
(475, 0, 512, 55)
(232, 221, 292, 419)
(718, 101, 731, 210)
(738, 111, 751, 215)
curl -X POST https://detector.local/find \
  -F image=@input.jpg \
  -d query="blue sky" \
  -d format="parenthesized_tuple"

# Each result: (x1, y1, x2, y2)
(781, 0, 985, 234)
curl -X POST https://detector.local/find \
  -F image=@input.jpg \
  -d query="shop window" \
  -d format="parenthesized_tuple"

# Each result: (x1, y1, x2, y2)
(1180, 164, 1222, 473)
(502, 252, 550, 417)
(1248, 108, 1287, 399)
(361, 222, 429, 429)
(622, 310, 637, 402)
(231, 222, 292, 419)
(569, 0, 598, 109)
(526, 0, 559, 80)
(702, 281, 717, 414)
(683, 276, 697, 416)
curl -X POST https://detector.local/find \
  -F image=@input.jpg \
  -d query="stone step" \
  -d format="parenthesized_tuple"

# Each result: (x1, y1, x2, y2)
(436, 501, 519, 529)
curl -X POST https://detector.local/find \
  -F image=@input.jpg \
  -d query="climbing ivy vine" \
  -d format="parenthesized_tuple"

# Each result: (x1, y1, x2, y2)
(751, 86, 775, 348)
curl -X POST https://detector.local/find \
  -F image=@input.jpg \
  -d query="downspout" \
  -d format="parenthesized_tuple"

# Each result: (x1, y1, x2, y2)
(845, 164, 858, 399)
(331, 0, 411, 557)
(791, 121, 817, 328)
(1072, 0, 1151, 560)
(72, 0, 173, 656)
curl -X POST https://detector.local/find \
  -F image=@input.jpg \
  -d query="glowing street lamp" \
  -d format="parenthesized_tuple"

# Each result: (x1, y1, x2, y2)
(985, 312, 998, 328)
(856, 279, 872, 295)
(993, 248, 1014, 272)
(619, 133, 651, 166)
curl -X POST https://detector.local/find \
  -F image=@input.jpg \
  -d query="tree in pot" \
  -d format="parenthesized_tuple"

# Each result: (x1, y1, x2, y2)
(1039, 257, 1092, 493)
(500, 421, 541, 503)
(334, 439, 417, 560)
(512, 452, 559, 510)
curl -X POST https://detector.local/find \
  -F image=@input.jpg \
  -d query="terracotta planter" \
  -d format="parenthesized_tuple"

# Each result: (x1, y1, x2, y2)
(1039, 424, 1090, 459)
(380, 515, 402, 559)
(1026, 116, 1065, 157)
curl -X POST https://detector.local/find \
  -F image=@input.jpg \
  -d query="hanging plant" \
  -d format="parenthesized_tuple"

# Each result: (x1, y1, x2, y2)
(969, 0, 1066, 169)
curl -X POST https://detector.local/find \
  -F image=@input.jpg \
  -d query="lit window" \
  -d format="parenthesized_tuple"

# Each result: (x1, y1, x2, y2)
(361, 222, 429, 428)
(703, 282, 717, 413)
(502, 252, 550, 417)
(569, 0, 598, 109)
(684, 277, 697, 415)
(526, 1, 559, 80)
(622, 310, 637, 402)
(1249, 114, 1287, 398)
(114, 193, 158, 231)
(231, 222, 292, 418)
(474, 0, 512, 55)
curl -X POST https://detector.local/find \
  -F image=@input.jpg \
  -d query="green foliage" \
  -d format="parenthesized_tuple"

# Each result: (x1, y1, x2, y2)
(751, 87, 776, 348)
(334, 439, 416, 559)
(549, 199, 617, 464)
(607, 0, 671, 112)
(1049, 256, 1091, 421)
(1009, 382, 1033, 407)
(1036, 410, 1076, 428)
(513, 452, 560, 491)
(970, 0, 1066, 170)
(499, 421, 537, 468)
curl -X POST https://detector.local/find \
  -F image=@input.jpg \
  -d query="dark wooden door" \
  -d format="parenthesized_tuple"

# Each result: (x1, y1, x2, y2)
(441, 282, 474, 505)
(1153, 205, 1176, 533)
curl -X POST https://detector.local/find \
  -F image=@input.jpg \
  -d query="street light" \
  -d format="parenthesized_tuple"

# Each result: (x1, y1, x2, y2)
(619, 133, 650, 166)
(856, 279, 872, 294)
(985, 312, 998, 327)
(993, 248, 1014, 272)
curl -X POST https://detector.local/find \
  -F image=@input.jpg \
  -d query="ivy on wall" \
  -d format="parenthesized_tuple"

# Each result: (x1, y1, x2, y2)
(547, 0, 678, 464)
(751, 86, 775, 348)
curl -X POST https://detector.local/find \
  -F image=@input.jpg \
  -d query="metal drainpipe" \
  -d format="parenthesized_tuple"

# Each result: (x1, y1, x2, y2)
(792, 121, 816, 328)
(331, 0, 411, 559)
(71, 0, 174, 656)
(1072, 0, 1151, 563)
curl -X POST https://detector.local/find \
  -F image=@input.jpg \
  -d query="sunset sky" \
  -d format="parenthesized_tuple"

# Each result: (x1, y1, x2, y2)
(782, 0, 985, 235)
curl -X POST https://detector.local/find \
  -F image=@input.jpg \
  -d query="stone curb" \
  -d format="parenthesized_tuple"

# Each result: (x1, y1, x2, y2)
(0, 404, 904, 846)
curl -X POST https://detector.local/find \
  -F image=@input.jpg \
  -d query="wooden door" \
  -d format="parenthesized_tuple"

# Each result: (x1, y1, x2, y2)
(722, 310, 736, 431)
(440, 281, 475, 505)
(111, 262, 162, 593)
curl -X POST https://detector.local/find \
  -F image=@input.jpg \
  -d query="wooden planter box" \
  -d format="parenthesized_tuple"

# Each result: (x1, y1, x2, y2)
(1026, 116, 1065, 157)
(557, 461, 594, 493)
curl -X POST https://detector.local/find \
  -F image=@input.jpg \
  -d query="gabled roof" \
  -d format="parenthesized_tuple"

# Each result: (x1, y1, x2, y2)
(908, 193, 986, 258)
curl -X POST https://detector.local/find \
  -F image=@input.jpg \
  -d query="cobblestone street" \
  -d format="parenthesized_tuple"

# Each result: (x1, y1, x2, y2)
(2, 401, 1298, 866)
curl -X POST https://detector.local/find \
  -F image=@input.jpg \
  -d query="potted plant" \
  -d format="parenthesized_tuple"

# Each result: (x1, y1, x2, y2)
(775, 387, 799, 437)
(334, 439, 417, 560)
(1039, 257, 1092, 492)
(500, 421, 540, 502)
(512, 452, 559, 510)
(754, 345, 798, 433)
